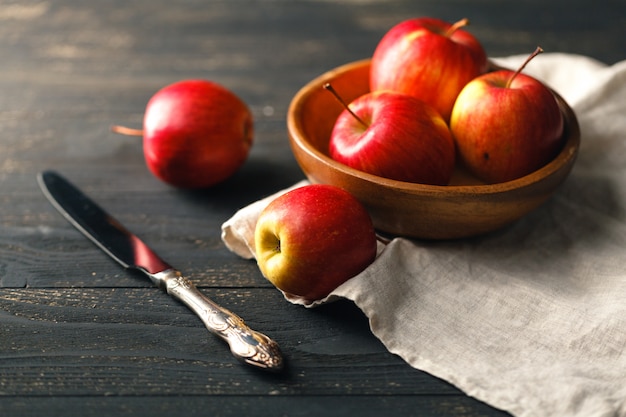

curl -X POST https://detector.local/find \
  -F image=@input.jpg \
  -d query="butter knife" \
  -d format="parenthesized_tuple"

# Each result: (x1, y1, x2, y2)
(37, 170, 283, 372)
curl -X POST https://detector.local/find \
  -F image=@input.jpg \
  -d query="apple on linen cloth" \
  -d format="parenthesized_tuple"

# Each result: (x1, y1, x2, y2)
(221, 53, 626, 417)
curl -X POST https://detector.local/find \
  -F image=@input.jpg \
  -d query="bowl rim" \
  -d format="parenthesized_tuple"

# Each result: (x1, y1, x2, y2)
(287, 58, 581, 197)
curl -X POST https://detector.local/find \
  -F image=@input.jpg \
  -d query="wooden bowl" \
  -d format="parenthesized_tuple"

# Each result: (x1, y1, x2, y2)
(287, 59, 580, 239)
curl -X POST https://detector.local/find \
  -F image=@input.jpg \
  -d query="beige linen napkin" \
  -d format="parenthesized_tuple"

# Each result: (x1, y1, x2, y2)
(221, 54, 626, 417)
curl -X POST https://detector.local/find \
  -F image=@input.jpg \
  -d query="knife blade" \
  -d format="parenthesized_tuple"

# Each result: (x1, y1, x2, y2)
(37, 170, 283, 372)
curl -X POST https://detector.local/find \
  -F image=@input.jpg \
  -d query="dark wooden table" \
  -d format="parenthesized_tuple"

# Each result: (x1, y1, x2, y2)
(1, 1, 624, 416)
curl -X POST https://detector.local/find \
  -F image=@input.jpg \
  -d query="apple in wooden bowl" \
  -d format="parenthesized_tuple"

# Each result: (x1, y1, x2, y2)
(286, 59, 580, 240)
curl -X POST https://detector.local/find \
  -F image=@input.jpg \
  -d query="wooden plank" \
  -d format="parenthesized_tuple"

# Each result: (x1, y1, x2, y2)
(0, 221, 270, 288)
(0, 396, 511, 417)
(1, 288, 463, 396)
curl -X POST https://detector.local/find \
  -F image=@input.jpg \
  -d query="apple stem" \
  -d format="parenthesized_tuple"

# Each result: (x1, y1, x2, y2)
(323, 83, 369, 128)
(110, 125, 144, 136)
(444, 18, 469, 37)
(505, 46, 544, 89)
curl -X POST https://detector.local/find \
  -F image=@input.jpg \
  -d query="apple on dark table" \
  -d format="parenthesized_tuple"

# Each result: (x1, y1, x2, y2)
(254, 184, 378, 302)
(113, 79, 253, 189)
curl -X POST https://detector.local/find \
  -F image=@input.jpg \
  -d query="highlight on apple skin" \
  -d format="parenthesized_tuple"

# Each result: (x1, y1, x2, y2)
(254, 184, 378, 301)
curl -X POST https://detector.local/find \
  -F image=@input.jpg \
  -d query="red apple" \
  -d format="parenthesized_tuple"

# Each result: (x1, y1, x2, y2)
(113, 79, 253, 188)
(326, 86, 455, 185)
(370, 17, 488, 121)
(254, 184, 377, 301)
(450, 47, 565, 183)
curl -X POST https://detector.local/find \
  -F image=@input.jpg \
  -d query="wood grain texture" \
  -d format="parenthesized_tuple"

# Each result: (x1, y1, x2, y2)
(1, 289, 458, 396)
(1, 0, 623, 416)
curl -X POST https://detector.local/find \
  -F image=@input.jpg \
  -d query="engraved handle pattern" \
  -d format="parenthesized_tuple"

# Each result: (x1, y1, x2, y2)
(149, 269, 283, 371)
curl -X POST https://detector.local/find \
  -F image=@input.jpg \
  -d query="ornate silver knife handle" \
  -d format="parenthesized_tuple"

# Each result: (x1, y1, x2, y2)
(149, 269, 284, 372)
(38, 170, 284, 373)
